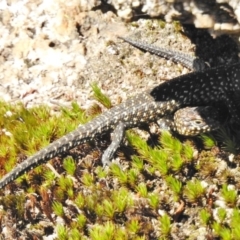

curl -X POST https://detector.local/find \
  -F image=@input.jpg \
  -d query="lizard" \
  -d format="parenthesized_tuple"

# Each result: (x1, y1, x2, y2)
(1, 39, 240, 189)
(118, 33, 239, 132)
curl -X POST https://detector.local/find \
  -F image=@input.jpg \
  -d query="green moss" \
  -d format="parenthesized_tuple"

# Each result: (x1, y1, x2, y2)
(230, 209, 240, 239)
(131, 155, 144, 171)
(80, 171, 95, 187)
(101, 199, 115, 219)
(68, 228, 83, 240)
(166, 176, 182, 201)
(136, 182, 148, 198)
(110, 163, 128, 185)
(199, 209, 212, 226)
(196, 150, 218, 177)
(159, 214, 171, 238)
(183, 179, 206, 204)
(91, 83, 112, 109)
(148, 193, 160, 210)
(95, 166, 108, 179)
(111, 187, 132, 212)
(0, 194, 25, 219)
(58, 175, 74, 191)
(74, 193, 85, 209)
(217, 208, 227, 223)
(221, 184, 237, 206)
(200, 133, 216, 149)
(52, 201, 64, 217)
(57, 224, 68, 240)
(212, 209, 240, 239)
(89, 221, 126, 240)
(43, 169, 57, 186)
(76, 214, 87, 229)
(126, 219, 140, 235)
(63, 157, 76, 176)
(127, 130, 194, 178)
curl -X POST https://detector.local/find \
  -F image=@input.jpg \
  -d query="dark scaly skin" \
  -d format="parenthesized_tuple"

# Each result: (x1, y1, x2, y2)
(182, 25, 239, 68)
(150, 65, 240, 134)
(151, 62, 240, 123)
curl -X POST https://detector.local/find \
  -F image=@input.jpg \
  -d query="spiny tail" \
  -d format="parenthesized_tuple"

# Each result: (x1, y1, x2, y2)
(118, 36, 206, 71)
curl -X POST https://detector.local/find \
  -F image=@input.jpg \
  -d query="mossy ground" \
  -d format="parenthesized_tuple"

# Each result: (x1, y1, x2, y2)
(0, 90, 240, 239)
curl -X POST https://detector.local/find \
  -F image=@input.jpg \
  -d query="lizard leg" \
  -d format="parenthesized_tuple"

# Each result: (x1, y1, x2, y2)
(157, 117, 174, 131)
(101, 122, 125, 166)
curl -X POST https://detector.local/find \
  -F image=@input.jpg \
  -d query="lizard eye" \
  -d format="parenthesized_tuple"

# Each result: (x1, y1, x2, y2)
(195, 120, 203, 125)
